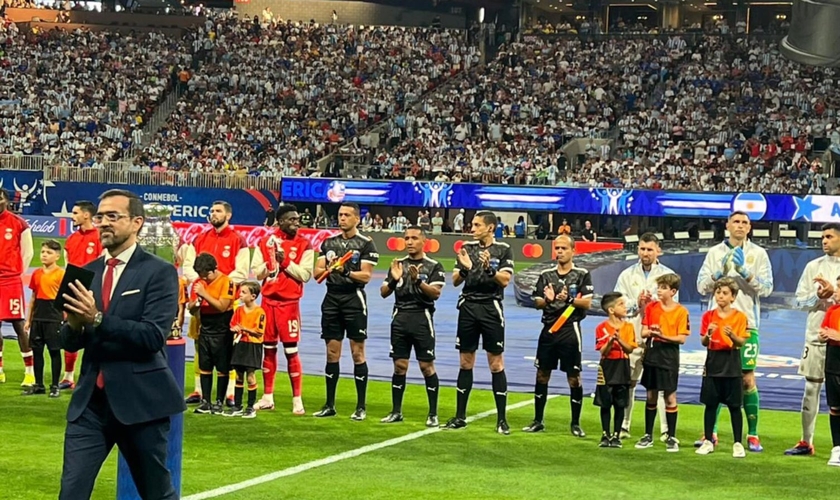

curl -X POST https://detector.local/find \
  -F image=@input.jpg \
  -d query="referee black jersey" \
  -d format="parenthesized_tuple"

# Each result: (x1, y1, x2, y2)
(531, 266, 594, 325)
(320, 233, 379, 292)
(454, 240, 514, 303)
(385, 256, 446, 313)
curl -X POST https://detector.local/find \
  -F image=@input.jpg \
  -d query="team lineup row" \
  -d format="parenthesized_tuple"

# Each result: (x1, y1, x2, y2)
(0, 192, 838, 467)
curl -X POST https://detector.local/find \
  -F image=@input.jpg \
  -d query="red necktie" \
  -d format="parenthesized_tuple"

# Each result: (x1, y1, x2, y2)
(96, 258, 121, 389)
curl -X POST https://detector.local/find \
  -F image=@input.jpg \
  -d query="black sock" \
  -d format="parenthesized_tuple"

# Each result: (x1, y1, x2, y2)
(248, 388, 257, 408)
(704, 405, 717, 441)
(216, 375, 228, 403)
(456, 369, 473, 419)
(354, 362, 368, 410)
(425, 373, 439, 416)
(49, 349, 61, 387)
(325, 362, 340, 407)
(614, 405, 625, 435)
(534, 382, 549, 422)
(570, 386, 583, 426)
(391, 373, 407, 413)
(200, 374, 213, 403)
(666, 406, 678, 439)
(600, 406, 611, 435)
(831, 412, 840, 447)
(645, 403, 657, 436)
(32, 345, 45, 387)
(492, 370, 508, 423)
(234, 384, 244, 408)
(729, 405, 743, 444)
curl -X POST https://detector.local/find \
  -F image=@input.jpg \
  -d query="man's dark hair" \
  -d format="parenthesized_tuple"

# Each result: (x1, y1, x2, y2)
(656, 273, 681, 292)
(276, 204, 298, 220)
(99, 189, 144, 218)
(475, 211, 497, 229)
(728, 211, 750, 221)
(823, 223, 840, 233)
(340, 202, 360, 216)
(194, 252, 218, 275)
(405, 225, 426, 237)
(0, 188, 7, 201)
(41, 239, 62, 252)
(74, 200, 96, 216)
(213, 200, 233, 214)
(639, 232, 660, 245)
(601, 291, 623, 314)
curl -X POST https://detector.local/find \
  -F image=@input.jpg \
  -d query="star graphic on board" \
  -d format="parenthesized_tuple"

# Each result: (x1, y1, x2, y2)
(792, 196, 820, 221)
(52, 201, 74, 218)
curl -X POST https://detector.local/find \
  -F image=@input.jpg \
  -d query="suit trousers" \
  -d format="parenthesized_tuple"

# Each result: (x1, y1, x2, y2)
(59, 389, 177, 500)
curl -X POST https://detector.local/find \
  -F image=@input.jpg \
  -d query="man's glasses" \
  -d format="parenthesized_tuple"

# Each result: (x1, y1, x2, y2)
(92, 213, 132, 225)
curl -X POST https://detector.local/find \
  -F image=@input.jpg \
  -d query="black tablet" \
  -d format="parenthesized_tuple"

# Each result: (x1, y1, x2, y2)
(53, 264, 96, 313)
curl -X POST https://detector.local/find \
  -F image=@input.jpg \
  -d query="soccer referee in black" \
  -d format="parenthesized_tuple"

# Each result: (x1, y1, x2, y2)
(443, 211, 514, 434)
(380, 226, 446, 427)
(313, 202, 379, 421)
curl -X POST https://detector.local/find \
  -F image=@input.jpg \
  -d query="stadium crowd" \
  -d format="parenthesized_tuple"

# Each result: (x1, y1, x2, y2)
(135, 16, 475, 176)
(0, 21, 191, 165)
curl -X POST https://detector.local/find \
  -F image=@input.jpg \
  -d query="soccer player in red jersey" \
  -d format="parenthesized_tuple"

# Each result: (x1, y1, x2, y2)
(58, 200, 102, 390)
(182, 201, 250, 406)
(0, 188, 35, 385)
(251, 205, 313, 414)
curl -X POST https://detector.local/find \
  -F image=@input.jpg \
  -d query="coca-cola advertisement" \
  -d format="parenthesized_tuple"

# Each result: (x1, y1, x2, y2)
(172, 222, 340, 251)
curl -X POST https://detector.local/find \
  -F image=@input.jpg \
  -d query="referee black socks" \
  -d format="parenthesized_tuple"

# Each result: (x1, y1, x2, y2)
(325, 362, 340, 407)
(570, 386, 584, 426)
(492, 370, 508, 422)
(534, 382, 548, 422)
(354, 362, 369, 410)
(456, 369, 473, 419)
(391, 373, 407, 413)
(425, 373, 439, 415)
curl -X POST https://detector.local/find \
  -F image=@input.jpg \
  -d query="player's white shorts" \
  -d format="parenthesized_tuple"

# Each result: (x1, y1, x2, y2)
(798, 343, 827, 380)
(629, 346, 645, 381)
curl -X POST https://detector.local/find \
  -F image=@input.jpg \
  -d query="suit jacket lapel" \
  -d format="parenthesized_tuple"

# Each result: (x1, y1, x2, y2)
(107, 248, 145, 312)
(92, 259, 105, 311)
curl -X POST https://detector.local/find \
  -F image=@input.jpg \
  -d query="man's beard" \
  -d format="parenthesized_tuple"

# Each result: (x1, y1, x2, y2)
(281, 226, 297, 238)
(210, 218, 225, 228)
(100, 230, 128, 252)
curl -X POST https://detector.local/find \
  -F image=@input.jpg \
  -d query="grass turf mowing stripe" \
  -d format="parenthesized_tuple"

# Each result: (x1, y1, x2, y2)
(183, 395, 556, 500)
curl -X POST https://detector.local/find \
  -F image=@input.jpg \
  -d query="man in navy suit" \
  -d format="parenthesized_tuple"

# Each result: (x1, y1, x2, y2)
(60, 189, 185, 500)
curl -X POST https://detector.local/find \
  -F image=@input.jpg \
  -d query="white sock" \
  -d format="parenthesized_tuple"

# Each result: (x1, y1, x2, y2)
(623, 385, 637, 430)
(0, 351, 4, 373)
(64, 371, 75, 382)
(194, 375, 202, 395)
(226, 375, 236, 398)
(802, 380, 822, 445)
(658, 392, 668, 434)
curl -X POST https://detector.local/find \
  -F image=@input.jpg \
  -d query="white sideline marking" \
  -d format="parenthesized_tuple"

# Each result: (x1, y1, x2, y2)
(183, 396, 556, 500)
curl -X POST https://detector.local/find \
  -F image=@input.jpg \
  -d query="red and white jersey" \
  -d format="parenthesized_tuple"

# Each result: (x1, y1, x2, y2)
(183, 225, 250, 284)
(251, 230, 314, 302)
(0, 209, 32, 280)
(64, 227, 102, 267)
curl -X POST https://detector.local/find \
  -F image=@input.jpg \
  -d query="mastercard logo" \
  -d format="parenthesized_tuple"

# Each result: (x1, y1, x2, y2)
(387, 237, 441, 254)
(522, 244, 544, 259)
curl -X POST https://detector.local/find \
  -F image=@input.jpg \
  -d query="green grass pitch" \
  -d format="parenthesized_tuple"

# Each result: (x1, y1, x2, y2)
(0, 347, 837, 500)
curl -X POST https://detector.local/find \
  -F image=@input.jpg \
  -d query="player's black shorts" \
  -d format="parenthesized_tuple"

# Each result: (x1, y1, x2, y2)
(700, 376, 742, 407)
(231, 342, 263, 371)
(198, 333, 234, 373)
(455, 299, 505, 353)
(391, 309, 436, 361)
(594, 384, 630, 408)
(640, 365, 678, 393)
(534, 323, 582, 374)
(30, 320, 61, 351)
(321, 289, 368, 342)
(826, 373, 840, 408)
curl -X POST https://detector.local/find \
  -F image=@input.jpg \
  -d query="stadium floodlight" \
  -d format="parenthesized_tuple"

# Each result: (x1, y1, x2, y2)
(781, 0, 840, 67)
(479, 7, 485, 23)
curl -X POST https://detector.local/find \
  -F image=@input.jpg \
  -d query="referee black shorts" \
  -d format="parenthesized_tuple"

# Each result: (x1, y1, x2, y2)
(534, 323, 582, 375)
(391, 309, 436, 362)
(321, 289, 368, 342)
(455, 299, 505, 354)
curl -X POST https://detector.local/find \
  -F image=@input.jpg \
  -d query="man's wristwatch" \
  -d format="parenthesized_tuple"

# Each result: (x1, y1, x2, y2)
(92, 312, 104, 328)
